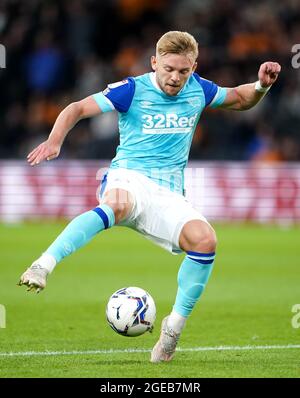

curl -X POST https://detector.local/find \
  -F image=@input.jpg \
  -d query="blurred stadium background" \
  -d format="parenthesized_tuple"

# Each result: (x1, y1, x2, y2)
(0, 0, 300, 223)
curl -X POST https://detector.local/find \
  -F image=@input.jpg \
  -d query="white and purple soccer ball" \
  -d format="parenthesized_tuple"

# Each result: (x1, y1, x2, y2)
(106, 287, 156, 337)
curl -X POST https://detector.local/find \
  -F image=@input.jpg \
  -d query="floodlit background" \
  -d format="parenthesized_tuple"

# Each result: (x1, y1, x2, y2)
(0, 0, 299, 378)
(1, 0, 300, 161)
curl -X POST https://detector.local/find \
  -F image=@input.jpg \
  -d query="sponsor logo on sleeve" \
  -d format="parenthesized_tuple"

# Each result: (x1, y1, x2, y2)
(108, 79, 128, 89)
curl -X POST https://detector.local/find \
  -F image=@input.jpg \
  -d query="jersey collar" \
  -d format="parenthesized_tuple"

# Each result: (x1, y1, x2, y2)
(150, 72, 163, 92)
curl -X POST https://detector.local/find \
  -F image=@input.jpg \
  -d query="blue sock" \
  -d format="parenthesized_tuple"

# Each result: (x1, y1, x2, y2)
(45, 204, 115, 263)
(173, 251, 216, 317)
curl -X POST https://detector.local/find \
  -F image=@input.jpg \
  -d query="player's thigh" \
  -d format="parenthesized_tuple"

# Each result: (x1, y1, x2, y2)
(98, 168, 148, 224)
(135, 189, 208, 253)
(101, 188, 134, 224)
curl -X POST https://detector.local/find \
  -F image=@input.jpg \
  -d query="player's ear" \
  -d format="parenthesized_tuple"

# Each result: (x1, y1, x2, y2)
(151, 56, 157, 71)
(192, 62, 197, 72)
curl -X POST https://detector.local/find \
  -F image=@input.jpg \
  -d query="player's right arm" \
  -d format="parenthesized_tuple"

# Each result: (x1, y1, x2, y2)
(27, 96, 102, 166)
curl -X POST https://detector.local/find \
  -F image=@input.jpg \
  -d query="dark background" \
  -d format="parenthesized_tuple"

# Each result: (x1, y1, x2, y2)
(1, 0, 300, 161)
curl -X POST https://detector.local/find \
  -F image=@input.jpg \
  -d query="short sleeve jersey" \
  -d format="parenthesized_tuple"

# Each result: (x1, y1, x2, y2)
(93, 72, 227, 194)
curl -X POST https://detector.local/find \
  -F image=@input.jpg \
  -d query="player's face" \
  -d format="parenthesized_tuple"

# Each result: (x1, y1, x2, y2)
(151, 53, 197, 96)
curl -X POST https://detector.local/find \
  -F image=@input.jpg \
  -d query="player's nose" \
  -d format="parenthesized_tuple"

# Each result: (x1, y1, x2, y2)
(170, 72, 180, 83)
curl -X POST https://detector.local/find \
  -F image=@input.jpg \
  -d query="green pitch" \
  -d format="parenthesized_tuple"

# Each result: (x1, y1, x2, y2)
(0, 222, 299, 378)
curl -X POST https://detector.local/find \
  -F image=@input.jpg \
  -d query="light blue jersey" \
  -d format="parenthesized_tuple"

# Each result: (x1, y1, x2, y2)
(93, 72, 226, 194)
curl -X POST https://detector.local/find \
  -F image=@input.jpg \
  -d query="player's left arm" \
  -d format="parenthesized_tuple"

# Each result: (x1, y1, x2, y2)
(219, 62, 281, 111)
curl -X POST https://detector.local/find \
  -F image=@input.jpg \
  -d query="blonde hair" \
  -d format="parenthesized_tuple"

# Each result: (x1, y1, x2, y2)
(156, 31, 199, 61)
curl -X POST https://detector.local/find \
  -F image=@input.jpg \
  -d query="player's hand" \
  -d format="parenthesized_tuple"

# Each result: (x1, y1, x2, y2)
(258, 62, 281, 88)
(27, 140, 61, 166)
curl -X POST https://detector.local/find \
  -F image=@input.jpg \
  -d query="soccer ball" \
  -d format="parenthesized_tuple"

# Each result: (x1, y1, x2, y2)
(106, 286, 156, 337)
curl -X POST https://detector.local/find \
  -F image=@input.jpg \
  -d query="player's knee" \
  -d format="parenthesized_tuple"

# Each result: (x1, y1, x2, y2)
(181, 222, 217, 253)
(199, 226, 217, 252)
(102, 200, 129, 223)
(114, 202, 129, 220)
(101, 189, 133, 223)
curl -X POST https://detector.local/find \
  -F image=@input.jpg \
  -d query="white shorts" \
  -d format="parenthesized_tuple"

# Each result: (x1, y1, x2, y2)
(100, 168, 208, 254)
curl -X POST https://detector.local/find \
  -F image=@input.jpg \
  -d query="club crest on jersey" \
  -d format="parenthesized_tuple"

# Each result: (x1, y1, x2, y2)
(187, 98, 201, 107)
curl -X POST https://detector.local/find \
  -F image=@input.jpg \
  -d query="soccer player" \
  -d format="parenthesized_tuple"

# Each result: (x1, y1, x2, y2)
(18, 31, 281, 363)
